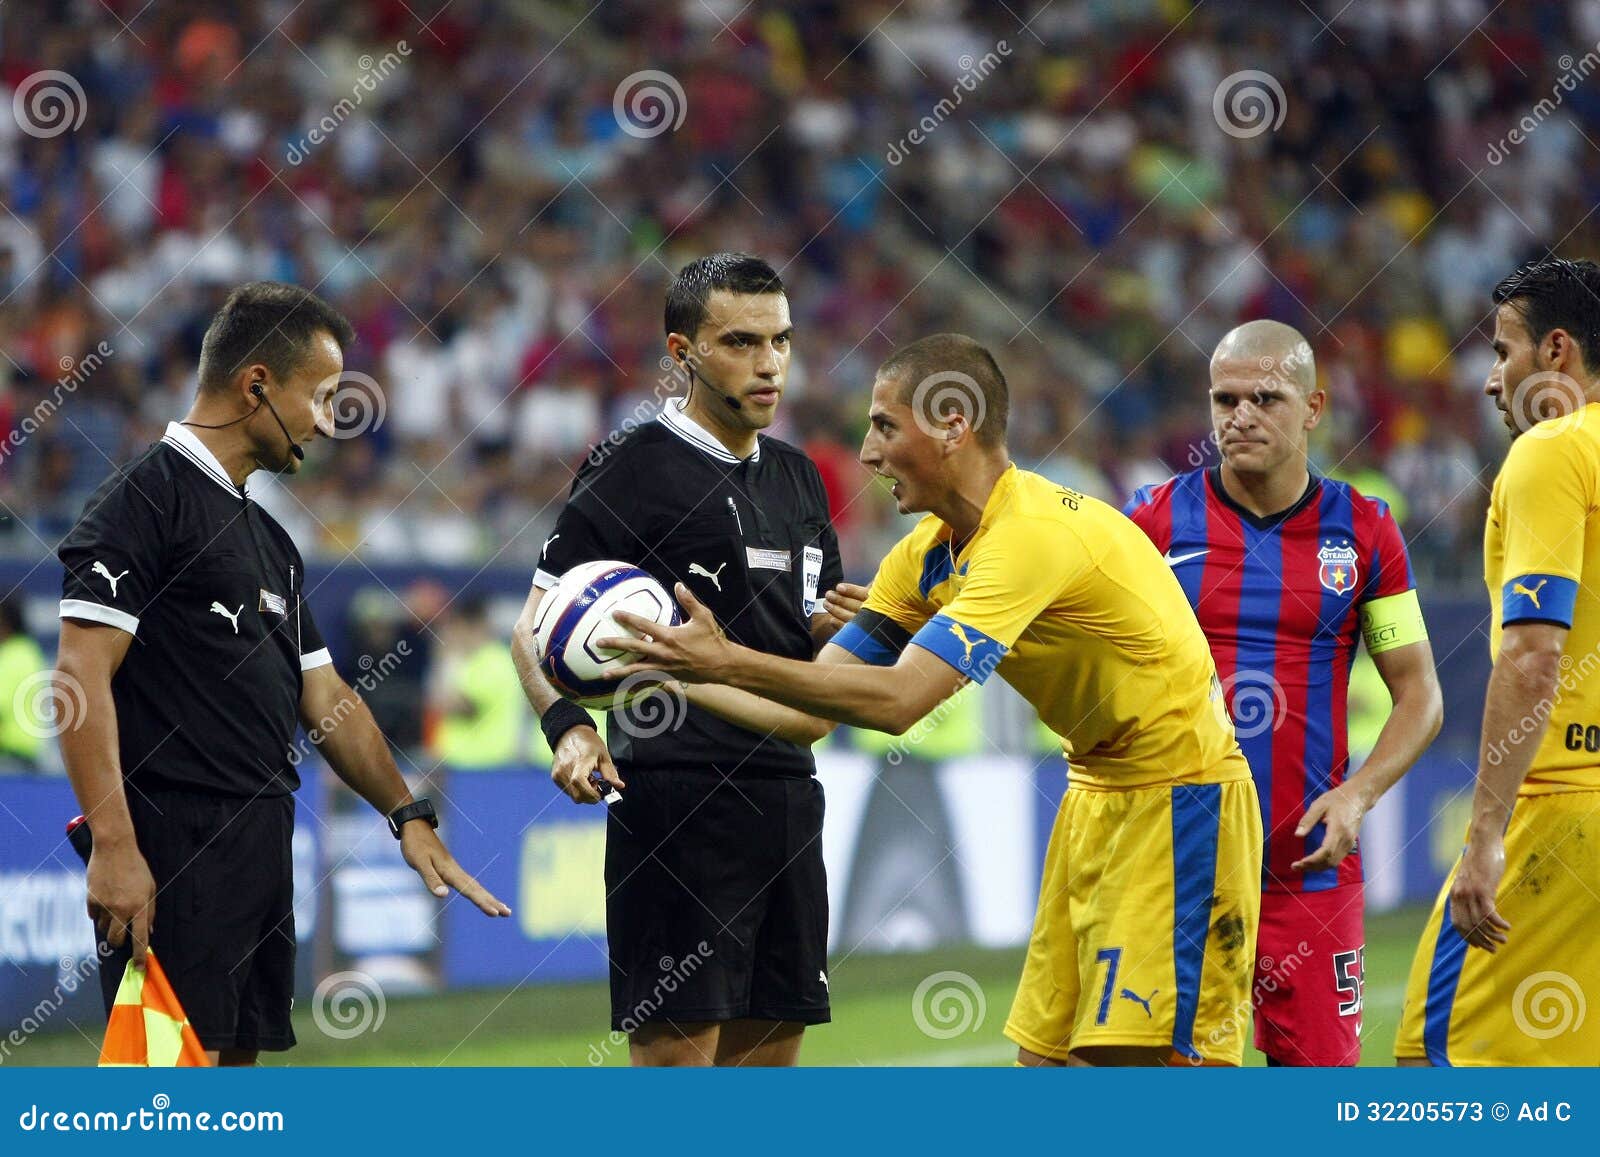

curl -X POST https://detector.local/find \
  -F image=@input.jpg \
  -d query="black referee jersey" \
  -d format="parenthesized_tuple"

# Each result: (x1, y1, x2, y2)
(536, 398, 843, 778)
(57, 422, 330, 798)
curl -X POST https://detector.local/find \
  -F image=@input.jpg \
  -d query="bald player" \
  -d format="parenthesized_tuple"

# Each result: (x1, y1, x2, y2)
(1126, 320, 1442, 1066)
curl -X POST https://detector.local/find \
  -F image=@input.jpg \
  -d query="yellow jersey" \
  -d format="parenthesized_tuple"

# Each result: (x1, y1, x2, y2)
(833, 465, 1246, 789)
(1486, 405, 1600, 793)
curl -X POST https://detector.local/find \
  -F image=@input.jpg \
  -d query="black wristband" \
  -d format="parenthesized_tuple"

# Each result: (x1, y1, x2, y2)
(541, 698, 596, 750)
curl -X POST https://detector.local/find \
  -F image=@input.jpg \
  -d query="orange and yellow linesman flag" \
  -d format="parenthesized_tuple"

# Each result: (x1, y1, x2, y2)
(98, 951, 210, 1067)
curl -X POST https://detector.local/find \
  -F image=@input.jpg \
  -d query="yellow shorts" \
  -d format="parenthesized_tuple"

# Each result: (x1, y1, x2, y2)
(1396, 790, 1600, 1066)
(1004, 777, 1263, 1064)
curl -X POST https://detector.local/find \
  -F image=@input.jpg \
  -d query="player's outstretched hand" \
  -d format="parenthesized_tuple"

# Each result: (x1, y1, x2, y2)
(1449, 836, 1510, 951)
(400, 824, 512, 917)
(816, 581, 870, 643)
(1290, 782, 1367, 873)
(551, 725, 625, 805)
(602, 583, 733, 684)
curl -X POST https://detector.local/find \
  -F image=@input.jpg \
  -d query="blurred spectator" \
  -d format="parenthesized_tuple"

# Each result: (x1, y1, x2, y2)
(0, 598, 46, 770)
(426, 594, 526, 770)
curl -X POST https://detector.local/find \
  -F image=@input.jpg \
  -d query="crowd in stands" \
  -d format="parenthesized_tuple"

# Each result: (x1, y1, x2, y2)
(2, 0, 1591, 603)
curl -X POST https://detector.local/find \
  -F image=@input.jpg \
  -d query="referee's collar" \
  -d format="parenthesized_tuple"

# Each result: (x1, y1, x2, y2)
(658, 397, 760, 464)
(162, 421, 247, 497)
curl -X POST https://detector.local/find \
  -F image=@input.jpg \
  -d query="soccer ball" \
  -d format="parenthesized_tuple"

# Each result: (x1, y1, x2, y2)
(533, 560, 681, 708)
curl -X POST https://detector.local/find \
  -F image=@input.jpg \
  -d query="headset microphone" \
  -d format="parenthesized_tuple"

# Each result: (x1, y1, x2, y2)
(250, 383, 306, 461)
(679, 351, 742, 411)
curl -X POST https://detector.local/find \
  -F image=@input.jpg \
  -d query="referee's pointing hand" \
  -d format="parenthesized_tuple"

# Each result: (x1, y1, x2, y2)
(400, 825, 512, 917)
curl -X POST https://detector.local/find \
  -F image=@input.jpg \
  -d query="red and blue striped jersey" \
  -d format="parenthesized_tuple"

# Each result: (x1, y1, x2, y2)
(1124, 467, 1415, 893)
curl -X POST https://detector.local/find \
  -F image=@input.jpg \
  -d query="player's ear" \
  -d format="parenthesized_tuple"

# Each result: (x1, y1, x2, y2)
(1303, 388, 1326, 430)
(238, 363, 271, 405)
(943, 410, 970, 450)
(1543, 327, 1573, 373)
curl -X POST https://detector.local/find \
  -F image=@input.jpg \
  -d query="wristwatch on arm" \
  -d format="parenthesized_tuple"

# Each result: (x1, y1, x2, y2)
(387, 797, 438, 839)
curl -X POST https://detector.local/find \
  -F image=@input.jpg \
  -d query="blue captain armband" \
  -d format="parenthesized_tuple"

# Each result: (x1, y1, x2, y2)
(909, 614, 1008, 683)
(1502, 573, 1578, 627)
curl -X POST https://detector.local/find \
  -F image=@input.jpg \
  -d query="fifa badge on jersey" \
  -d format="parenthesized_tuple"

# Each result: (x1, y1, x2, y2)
(801, 545, 824, 616)
(258, 589, 288, 617)
(1316, 540, 1359, 596)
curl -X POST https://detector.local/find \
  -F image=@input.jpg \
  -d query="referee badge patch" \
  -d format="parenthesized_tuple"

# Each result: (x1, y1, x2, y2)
(745, 546, 791, 572)
(258, 589, 288, 617)
(802, 545, 823, 616)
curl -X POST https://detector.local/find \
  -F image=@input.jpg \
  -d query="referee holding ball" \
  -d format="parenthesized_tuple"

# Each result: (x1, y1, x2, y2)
(511, 253, 865, 1066)
(54, 282, 509, 1066)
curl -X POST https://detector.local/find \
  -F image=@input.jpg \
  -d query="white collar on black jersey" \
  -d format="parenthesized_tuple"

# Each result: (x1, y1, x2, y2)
(657, 397, 761, 464)
(161, 421, 247, 497)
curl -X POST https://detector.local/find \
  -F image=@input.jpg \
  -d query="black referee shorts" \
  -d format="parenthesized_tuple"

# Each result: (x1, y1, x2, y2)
(605, 770, 830, 1032)
(96, 786, 297, 1053)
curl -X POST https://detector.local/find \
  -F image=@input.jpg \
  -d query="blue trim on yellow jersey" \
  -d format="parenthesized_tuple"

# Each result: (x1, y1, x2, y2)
(1170, 783, 1221, 1060)
(832, 620, 898, 666)
(910, 614, 1007, 683)
(1502, 573, 1578, 627)
(918, 542, 964, 599)
(1424, 913, 1469, 1067)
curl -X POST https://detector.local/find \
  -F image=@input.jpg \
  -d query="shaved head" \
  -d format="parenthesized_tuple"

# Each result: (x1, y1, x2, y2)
(1211, 320, 1316, 395)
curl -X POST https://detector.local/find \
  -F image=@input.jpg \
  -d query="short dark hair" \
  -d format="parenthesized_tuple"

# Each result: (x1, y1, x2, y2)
(197, 282, 355, 394)
(1492, 257, 1600, 370)
(664, 253, 784, 339)
(878, 333, 1010, 447)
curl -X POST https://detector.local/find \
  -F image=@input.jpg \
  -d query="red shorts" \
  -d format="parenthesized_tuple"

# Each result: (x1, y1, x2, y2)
(1252, 882, 1365, 1066)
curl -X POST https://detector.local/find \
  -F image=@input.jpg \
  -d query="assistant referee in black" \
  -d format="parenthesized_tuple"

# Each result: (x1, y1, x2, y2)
(511, 253, 865, 1066)
(54, 282, 509, 1065)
